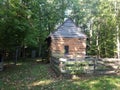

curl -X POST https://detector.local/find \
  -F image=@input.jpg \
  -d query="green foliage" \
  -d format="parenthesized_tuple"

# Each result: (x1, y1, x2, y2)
(0, 0, 35, 48)
(68, 0, 120, 58)
(0, 0, 68, 53)
(0, 0, 120, 58)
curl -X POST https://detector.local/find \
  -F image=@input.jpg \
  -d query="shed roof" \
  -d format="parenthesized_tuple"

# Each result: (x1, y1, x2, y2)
(50, 18, 87, 38)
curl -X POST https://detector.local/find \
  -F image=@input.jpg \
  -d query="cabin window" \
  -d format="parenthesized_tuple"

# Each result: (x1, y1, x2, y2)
(64, 45, 69, 54)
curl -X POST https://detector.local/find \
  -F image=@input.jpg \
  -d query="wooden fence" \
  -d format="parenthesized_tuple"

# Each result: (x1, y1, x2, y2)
(50, 56, 96, 77)
(50, 57, 120, 77)
(95, 58, 120, 75)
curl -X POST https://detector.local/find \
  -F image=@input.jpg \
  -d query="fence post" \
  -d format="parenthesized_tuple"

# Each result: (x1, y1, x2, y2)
(94, 58, 97, 73)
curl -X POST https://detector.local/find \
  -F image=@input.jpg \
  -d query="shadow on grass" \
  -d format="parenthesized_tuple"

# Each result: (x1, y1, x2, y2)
(29, 75, 120, 90)
(2, 58, 46, 71)
(0, 58, 120, 90)
(0, 58, 50, 89)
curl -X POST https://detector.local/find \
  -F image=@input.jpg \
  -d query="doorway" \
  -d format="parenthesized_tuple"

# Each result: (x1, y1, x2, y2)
(64, 45, 69, 54)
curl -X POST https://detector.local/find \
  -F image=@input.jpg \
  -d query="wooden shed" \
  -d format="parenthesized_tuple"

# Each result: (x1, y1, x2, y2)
(50, 18, 87, 59)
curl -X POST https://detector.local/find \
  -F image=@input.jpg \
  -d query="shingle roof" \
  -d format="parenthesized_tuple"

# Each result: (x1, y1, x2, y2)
(50, 18, 87, 38)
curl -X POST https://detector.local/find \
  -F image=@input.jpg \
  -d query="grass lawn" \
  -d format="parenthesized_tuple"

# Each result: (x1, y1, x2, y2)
(0, 58, 120, 90)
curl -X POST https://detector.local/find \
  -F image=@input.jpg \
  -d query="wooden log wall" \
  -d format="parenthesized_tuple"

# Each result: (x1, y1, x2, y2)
(51, 38, 86, 58)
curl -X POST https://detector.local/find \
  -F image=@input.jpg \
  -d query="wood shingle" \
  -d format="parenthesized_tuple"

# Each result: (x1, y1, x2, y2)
(50, 18, 87, 38)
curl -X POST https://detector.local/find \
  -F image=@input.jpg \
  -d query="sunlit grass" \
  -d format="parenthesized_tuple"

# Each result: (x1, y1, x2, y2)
(72, 76, 119, 90)
(0, 58, 120, 90)
(29, 80, 53, 87)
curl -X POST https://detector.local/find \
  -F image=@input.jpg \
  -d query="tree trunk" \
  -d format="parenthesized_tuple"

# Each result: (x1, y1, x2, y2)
(38, 44, 42, 57)
(21, 46, 26, 59)
(96, 24, 100, 58)
(116, 25, 120, 58)
(96, 34, 100, 58)
(114, 1, 120, 58)
(15, 47, 19, 65)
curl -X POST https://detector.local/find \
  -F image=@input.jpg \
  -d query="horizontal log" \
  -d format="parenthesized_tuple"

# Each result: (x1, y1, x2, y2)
(101, 58, 120, 62)
(50, 64, 61, 74)
(95, 70, 116, 75)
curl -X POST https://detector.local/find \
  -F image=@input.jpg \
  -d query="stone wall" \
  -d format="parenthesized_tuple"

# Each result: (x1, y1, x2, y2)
(51, 37, 86, 58)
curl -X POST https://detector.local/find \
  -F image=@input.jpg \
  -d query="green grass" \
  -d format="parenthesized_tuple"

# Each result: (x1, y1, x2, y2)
(0, 58, 120, 90)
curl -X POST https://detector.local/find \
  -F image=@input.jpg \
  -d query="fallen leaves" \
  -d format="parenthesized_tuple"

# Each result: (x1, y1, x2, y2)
(0, 59, 120, 90)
